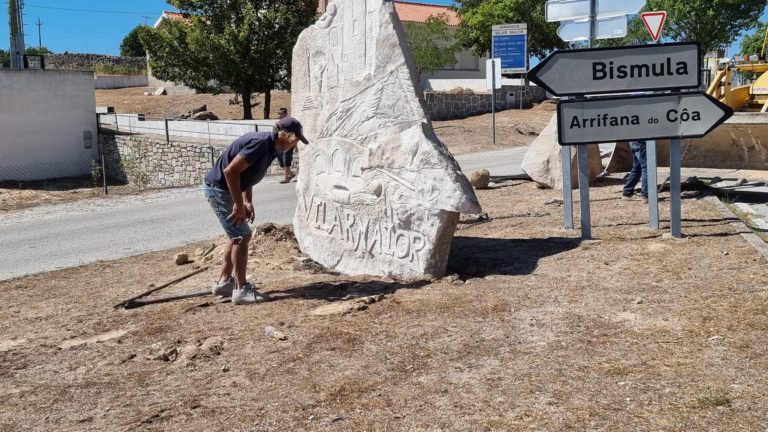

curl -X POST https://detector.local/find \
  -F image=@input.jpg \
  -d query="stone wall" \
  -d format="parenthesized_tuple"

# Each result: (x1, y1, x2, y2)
(46, 53, 146, 74)
(424, 85, 547, 121)
(99, 132, 293, 188)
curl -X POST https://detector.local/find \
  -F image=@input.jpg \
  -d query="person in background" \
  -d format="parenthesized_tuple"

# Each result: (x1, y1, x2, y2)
(203, 117, 309, 304)
(622, 140, 649, 204)
(276, 108, 297, 184)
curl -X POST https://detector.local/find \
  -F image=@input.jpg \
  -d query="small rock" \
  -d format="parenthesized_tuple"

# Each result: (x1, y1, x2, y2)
(723, 251, 729, 256)
(444, 273, 460, 283)
(153, 87, 167, 96)
(264, 326, 288, 340)
(708, 176, 722, 185)
(143, 92, 150, 96)
(200, 336, 224, 355)
(145, 342, 178, 362)
(634, 297, 643, 305)
(469, 169, 491, 189)
(221, 365, 230, 373)
(734, 178, 748, 186)
(708, 335, 723, 342)
(175, 253, 190, 265)
(191, 111, 219, 121)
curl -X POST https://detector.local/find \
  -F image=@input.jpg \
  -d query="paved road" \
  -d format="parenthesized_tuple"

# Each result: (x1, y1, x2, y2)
(0, 148, 529, 281)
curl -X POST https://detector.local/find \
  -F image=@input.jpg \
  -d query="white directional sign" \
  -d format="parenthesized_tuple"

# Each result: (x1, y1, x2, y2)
(557, 15, 627, 42)
(546, 0, 647, 22)
(528, 43, 701, 96)
(557, 93, 734, 145)
(486, 58, 502, 90)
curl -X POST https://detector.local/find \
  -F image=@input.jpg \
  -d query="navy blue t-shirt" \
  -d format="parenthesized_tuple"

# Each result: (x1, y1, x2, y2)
(204, 132, 277, 191)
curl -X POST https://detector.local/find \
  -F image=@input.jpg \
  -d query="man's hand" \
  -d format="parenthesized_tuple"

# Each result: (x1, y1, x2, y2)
(244, 202, 255, 224)
(227, 202, 249, 226)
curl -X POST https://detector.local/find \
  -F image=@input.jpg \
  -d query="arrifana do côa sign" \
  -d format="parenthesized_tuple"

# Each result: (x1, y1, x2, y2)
(557, 93, 733, 145)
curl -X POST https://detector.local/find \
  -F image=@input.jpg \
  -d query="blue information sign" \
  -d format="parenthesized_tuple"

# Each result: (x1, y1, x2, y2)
(492, 24, 527, 74)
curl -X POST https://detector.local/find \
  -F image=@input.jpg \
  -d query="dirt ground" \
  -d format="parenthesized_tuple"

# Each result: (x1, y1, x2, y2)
(2, 180, 768, 431)
(3, 88, 768, 430)
(0, 88, 554, 212)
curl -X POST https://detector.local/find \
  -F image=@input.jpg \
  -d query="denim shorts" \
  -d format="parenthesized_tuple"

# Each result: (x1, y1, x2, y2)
(202, 181, 252, 240)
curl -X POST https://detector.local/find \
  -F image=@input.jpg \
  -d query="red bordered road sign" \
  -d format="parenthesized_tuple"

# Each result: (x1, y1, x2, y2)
(641, 11, 667, 42)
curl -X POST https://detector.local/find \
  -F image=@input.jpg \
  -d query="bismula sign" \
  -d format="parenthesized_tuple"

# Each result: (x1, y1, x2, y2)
(528, 42, 701, 96)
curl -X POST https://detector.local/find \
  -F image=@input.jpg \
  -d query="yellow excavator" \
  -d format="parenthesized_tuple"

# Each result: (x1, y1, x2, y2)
(707, 26, 768, 112)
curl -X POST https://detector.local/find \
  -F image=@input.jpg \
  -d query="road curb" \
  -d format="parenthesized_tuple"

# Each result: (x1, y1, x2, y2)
(707, 196, 768, 260)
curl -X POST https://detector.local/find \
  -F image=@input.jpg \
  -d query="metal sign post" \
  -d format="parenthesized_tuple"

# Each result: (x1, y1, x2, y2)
(562, 145, 574, 229)
(492, 59, 497, 145)
(647, 141, 659, 229)
(669, 138, 682, 237)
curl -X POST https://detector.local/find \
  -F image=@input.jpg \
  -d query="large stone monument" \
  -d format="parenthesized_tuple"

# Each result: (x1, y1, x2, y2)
(291, 0, 481, 279)
(521, 114, 602, 190)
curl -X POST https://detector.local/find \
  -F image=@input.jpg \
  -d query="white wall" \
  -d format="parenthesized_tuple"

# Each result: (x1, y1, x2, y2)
(0, 70, 98, 181)
(95, 75, 148, 89)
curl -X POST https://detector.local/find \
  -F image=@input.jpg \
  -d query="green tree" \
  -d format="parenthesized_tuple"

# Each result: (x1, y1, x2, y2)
(120, 25, 151, 57)
(453, 0, 567, 60)
(0, 49, 9, 68)
(25, 46, 52, 56)
(740, 22, 768, 56)
(141, 0, 317, 119)
(405, 14, 460, 74)
(597, 1, 766, 57)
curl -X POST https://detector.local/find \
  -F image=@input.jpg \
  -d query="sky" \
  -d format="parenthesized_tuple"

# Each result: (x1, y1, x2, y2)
(0, 1, 765, 57)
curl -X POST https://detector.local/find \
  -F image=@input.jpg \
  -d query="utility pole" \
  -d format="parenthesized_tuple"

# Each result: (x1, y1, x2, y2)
(35, 17, 42, 49)
(8, 0, 27, 68)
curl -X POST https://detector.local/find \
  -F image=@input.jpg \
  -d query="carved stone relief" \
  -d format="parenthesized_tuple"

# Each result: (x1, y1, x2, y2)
(292, 0, 481, 278)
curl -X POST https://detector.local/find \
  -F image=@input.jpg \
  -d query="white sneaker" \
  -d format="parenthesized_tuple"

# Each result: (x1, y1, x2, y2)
(231, 282, 270, 305)
(211, 277, 235, 297)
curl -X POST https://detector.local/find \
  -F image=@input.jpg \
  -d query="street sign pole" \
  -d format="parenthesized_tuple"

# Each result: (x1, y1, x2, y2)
(575, 0, 597, 239)
(647, 25, 666, 230)
(647, 140, 659, 229)
(562, 145, 574, 229)
(492, 59, 497, 145)
(670, 138, 682, 237)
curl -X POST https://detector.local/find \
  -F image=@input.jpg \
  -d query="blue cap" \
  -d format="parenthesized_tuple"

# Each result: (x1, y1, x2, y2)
(277, 117, 309, 144)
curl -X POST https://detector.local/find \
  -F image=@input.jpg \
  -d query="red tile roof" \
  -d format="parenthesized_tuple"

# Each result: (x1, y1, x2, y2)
(394, 1, 460, 26)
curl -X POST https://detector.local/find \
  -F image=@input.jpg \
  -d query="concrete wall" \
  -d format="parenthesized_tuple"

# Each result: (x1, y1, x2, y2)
(0, 70, 98, 181)
(424, 85, 547, 121)
(95, 75, 148, 89)
(97, 114, 277, 141)
(99, 132, 293, 188)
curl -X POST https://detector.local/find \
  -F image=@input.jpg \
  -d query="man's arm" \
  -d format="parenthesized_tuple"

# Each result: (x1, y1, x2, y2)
(223, 154, 250, 226)
(243, 187, 254, 223)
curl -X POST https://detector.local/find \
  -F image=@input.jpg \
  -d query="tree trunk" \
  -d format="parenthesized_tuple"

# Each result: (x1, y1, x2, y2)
(241, 86, 252, 120)
(263, 90, 272, 119)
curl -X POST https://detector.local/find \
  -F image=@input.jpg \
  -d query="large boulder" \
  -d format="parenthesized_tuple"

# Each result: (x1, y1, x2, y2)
(291, 0, 481, 279)
(604, 142, 633, 173)
(521, 114, 602, 190)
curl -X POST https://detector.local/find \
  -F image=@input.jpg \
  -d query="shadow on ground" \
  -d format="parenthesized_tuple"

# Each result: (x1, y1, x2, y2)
(272, 279, 430, 302)
(447, 236, 581, 279)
